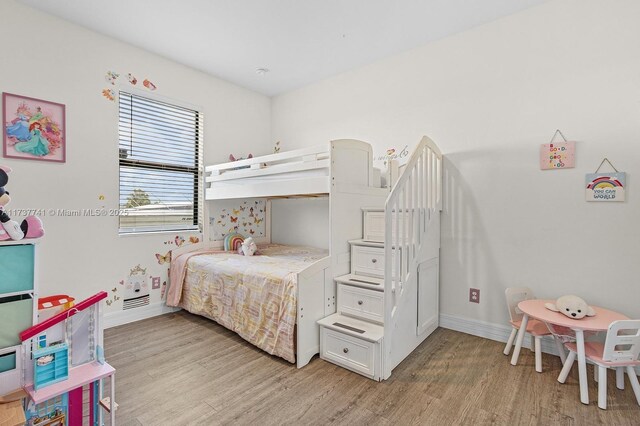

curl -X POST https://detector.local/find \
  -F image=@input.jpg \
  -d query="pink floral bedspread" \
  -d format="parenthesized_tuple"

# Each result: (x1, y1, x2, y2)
(173, 244, 327, 363)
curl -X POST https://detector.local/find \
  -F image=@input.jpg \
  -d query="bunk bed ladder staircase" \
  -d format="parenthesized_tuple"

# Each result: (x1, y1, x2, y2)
(318, 136, 442, 381)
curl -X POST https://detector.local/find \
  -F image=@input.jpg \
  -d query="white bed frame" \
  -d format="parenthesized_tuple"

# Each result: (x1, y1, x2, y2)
(171, 140, 396, 368)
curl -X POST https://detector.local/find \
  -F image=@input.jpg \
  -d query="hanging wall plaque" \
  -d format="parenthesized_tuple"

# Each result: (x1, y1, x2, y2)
(540, 129, 575, 170)
(585, 158, 625, 202)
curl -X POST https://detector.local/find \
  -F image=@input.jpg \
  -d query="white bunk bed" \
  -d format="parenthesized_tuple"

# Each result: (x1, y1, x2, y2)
(171, 140, 395, 368)
(170, 137, 442, 379)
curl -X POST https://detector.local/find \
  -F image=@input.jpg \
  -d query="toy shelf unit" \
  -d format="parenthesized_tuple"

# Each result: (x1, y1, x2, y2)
(0, 239, 39, 396)
(20, 291, 117, 426)
(318, 136, 442, 381)
(33, 343, 69, 390)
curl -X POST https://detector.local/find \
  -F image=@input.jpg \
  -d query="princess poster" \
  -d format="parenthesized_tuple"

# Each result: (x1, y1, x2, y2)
(3, 93, 66, 163)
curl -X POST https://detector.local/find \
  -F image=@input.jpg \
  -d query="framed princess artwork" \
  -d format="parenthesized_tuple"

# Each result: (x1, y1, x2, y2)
(3, 92, 66, 163)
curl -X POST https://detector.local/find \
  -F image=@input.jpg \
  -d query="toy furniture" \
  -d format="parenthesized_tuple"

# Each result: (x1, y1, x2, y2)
(511, 299, 628, 405)
(0, 239, 39, 397)
(171, 136, 442, 380)
(558, 320, 640, 410)
(0, 389, 27, 426)
(19, 291, 116, 425)
(503, 287, 553, 372)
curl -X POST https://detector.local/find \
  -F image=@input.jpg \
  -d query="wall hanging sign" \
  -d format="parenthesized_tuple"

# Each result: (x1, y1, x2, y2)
(585, 158, 625, 202)
(2, 92, 66, 163)
(540, 129, 575, 170)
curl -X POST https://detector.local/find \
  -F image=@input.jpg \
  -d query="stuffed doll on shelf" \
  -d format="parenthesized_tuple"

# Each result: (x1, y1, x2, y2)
(0, 166, 45, 241)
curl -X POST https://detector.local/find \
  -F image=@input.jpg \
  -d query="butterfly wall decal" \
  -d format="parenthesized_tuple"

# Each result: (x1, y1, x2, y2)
(156, 251, 171, 265)
(254, 217, 263, 224)
(230, 216, 238, 223)
(232, 208, 241, 215)
(175, 236, 185, 246)
(189, 236, 200, 244)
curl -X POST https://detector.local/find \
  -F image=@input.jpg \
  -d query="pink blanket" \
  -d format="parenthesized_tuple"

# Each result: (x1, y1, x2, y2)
(166, 248, 224, 306)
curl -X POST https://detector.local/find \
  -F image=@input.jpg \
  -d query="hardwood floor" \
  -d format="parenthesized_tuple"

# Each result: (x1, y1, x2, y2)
(104, 311, 640, 425)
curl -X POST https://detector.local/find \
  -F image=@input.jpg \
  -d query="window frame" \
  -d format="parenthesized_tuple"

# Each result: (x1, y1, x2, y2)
(117, 90, 204, 236)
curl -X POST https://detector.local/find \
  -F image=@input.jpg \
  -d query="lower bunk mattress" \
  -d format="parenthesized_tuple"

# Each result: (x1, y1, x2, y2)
(168, 244, 328, 363)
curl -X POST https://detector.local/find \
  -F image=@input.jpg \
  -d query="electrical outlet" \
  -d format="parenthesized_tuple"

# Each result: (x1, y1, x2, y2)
(469, 288, 480, 304)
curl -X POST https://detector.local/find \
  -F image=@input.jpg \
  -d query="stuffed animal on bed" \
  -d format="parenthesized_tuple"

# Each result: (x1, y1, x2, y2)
(545, 295, 596, 319)
(238, 237, 257, 256)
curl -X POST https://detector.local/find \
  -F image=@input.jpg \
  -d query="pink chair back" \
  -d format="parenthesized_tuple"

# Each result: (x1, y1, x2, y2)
(602, 320, 640, 363)
(505, 287, 535, 323)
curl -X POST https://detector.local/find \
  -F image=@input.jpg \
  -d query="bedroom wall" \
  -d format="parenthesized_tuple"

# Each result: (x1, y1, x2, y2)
(0, 1, 271, 324)
(271, 0, 640, 328)
(270, 197, 330, 249)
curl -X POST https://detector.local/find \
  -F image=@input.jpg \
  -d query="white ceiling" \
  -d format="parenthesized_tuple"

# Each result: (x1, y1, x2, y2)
(20, 0, 546, 96)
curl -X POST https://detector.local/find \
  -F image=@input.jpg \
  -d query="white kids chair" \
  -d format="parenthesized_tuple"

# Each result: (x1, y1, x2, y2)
(558, 320, 640, 410)
(504, 287, 552, 372)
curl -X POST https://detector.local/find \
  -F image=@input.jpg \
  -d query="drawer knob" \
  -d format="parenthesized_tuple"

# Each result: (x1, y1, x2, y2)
(357, 300, 363, 305)
(371, 258, 377, 263)
(343, 348, 349, 354)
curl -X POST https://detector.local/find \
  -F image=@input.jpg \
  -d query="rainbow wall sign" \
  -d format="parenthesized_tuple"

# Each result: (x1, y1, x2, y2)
(585, 172, 625, 202)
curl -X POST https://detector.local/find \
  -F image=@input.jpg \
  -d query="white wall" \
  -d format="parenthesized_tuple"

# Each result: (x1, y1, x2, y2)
(271, 0, 640, 326)
(0, 1, 271, 318)
(270, 197, 329, 249)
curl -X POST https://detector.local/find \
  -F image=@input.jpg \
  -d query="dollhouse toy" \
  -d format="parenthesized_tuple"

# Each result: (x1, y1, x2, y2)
(19, 291, 116, 426)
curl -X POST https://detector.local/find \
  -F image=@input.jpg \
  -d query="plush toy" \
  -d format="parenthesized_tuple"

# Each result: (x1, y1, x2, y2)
(0, 166, 45, 241)
(545, 295, 596, 319)
(229, 153, 253, 170)
(238, 237, 257, 256)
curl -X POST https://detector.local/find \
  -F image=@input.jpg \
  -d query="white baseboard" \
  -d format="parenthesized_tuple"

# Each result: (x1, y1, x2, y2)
(439, 313, 640, 376)
(104, 302, 180, 329)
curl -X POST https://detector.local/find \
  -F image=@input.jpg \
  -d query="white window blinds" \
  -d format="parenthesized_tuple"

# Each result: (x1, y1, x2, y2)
(118, 92, 203, 234)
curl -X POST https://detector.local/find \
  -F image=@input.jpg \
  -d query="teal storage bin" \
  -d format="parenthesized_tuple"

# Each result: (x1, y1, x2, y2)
(0, 294, 33, 347)
(0, 244, 35, 294)
(0, 350, 16, 373)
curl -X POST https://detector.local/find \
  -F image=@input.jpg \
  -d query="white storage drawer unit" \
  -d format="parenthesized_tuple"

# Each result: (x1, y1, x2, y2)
(338, 284, 384, 323)
(362, 209, 407, 243)
(321, 327, 375, 378)
(351, 244, 385, 278)
(363, 210, 385, 242)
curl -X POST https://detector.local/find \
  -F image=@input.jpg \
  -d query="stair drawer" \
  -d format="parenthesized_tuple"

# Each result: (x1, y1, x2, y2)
(363, 210, 407, 244)
(351, 245, 385, 278)
(338, 284, 384, 323)
(363, 211, 385, 243)
(321, 327, 375, 377)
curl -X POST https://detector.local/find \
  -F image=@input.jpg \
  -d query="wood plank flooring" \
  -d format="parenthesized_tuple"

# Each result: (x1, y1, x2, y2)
(104, 311, 640, 425)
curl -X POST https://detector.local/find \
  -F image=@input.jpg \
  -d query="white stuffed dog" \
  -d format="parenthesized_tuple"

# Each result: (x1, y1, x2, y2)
(238, 237, 257, 256)
(545, 295, 596, 319)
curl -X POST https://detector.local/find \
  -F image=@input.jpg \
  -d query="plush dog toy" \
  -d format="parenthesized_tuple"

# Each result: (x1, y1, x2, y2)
(545, 295, 596, 319)
(0, 166, 45, 241)
(238, 237, 257, 256)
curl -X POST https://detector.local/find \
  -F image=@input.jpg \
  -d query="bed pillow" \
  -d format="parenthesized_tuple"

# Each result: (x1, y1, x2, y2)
(223, 233, 245, 252)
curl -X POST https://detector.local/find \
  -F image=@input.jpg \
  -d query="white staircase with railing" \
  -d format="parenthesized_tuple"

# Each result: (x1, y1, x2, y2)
(318, 136, 443, 381)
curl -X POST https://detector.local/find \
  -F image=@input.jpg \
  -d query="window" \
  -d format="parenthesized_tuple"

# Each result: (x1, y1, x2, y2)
(118, 92, 203, 234)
